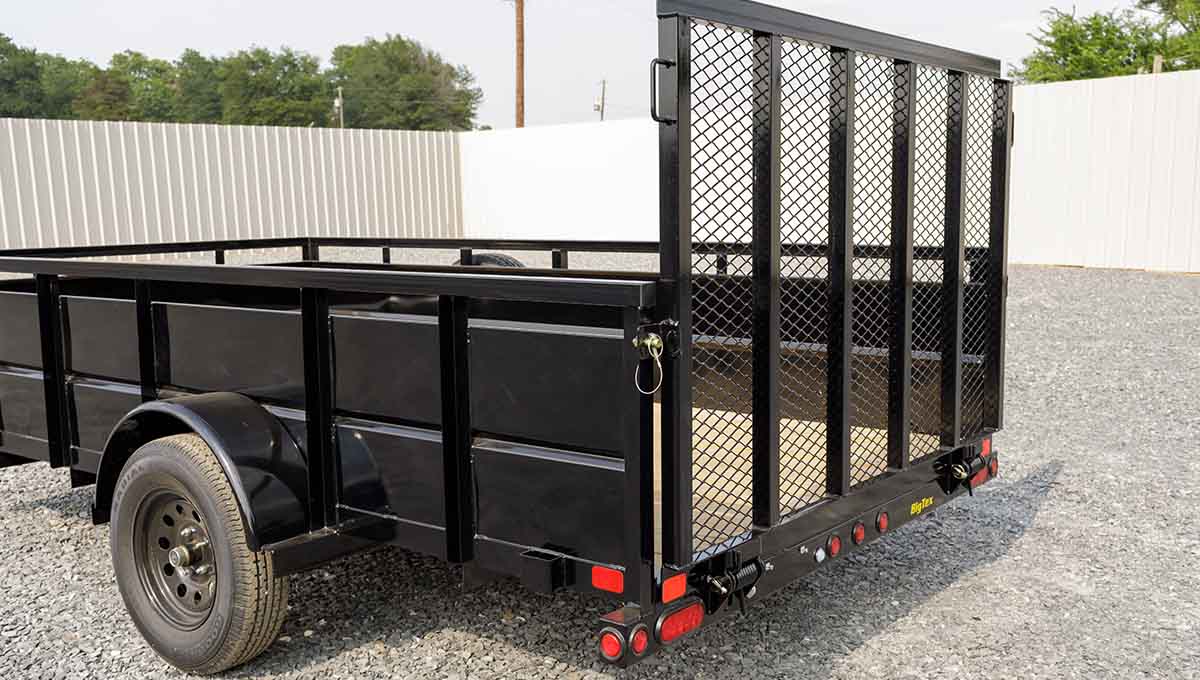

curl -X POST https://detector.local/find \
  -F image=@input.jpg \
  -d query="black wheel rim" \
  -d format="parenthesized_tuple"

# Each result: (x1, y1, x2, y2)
(133, 490, 217, 630)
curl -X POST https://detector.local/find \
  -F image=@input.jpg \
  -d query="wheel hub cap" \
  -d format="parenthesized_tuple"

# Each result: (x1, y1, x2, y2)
(134, 491, 217, 629)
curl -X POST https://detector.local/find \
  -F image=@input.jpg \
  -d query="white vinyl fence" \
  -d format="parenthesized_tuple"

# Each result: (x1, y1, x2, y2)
(1010, 71, 1200, 273)
(5, 69, 1200, 274)
(0, 118, 462, 251)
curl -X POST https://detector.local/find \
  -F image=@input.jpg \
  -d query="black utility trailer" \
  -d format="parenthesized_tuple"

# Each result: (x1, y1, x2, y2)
(0, 0, 1012, 672)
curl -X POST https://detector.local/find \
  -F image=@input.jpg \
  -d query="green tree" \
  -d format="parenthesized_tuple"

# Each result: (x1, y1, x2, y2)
(329, 35, 482, 130)
(72, 69, 133, 120)
(1012, 9, 1182, 82)
(108, 51, 178, 121)
(0, 33, 45, 117)
(1137, 0, 1200, 31)
(175, 49, 222, 123)
(218, 47, 328, 126)
(38, 54, 95, 119)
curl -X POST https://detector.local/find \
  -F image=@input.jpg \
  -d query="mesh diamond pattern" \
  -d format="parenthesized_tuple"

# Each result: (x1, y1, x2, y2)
(688, 20, 758, 555)
(777, 38, 833, 517)
(909, 65, 950, 462)
(961, 75, 993, 440)
(848, 54, 893, 487)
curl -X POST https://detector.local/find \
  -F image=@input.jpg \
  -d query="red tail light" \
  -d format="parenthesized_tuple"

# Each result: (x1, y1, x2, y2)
(827, 534, 842, 558)
(592, 566, 624, 594)
(876, 512, 890, 533)
(851, 522, 866, 545)
(980, 437, 992, 458)
(630, 626, 650, 656)
(657, 601, 704, 644)
(988, 458, 999, 478)
(599, 629, 624, 661)
(662, 573, 687, 603)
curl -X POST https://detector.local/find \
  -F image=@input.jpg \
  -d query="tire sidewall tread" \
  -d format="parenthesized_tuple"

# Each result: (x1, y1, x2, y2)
(110, 433, 288, 675)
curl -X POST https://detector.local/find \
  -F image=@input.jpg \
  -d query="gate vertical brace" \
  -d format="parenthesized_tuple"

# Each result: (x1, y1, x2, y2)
(751, 32, 782, 529)
(658, 15, 693, 565)
(301, 287, 336, 530)
(134, 280, 157, 402)
(984, 80, 1013, 431)
(623, 307, 655, 609)
(940, 72, 967, 448)
(826, 48, 856, 496)
(887, 61, 917, 470)
(439, 295, 474, 563)
(36, 274, 70, 468)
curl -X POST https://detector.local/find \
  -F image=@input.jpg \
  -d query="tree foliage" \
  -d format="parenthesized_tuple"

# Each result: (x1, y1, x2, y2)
(0, 33, 482, 130)
(0, 34, 45, 117)
(1137, 0, 1200, 31)
(330, 36, 482, 131)
(218, 48, 328, 126)
(1015, 6, 1199, 83)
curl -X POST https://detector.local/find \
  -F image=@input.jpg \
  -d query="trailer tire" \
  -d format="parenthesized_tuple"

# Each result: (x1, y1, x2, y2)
(110, 434, 288, 675)
(454, 252, 525, 267)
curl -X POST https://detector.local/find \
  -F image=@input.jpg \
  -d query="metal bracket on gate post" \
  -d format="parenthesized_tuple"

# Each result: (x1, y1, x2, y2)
(651, 58, 677, 124)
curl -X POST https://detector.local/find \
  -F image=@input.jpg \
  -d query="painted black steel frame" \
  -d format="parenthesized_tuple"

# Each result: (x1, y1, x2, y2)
(0, 0, 1011, 668)
(656, 0, 1012, 568)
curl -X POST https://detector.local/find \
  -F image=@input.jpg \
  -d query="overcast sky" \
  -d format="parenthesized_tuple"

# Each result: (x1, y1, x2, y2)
(9, 0, 1130, 129)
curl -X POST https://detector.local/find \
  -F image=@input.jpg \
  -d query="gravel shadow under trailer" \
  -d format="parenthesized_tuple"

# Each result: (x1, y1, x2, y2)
(0, 0, 1012, 672)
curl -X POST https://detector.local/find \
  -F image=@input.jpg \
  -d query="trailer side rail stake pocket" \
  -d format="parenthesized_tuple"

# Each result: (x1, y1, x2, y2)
(0, 0, 1010, 672)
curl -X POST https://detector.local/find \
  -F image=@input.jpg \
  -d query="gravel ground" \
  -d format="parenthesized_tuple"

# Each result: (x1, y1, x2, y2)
(2, 264, 1199, 679)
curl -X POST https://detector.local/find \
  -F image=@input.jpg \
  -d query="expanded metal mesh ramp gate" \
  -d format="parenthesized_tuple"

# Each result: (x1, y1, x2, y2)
(655, 0, 1012, 563)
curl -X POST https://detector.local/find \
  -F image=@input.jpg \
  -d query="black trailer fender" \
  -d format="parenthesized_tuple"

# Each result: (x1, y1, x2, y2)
(92, 392, 309, 550)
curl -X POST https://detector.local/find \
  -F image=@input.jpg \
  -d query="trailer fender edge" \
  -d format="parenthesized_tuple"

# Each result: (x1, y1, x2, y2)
(92, 392, 309, 550)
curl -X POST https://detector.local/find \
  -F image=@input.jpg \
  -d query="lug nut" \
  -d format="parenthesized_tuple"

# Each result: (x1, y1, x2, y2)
(168, 546, 193, 568)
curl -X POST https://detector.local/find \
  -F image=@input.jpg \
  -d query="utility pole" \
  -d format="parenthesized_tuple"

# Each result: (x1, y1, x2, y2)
(594, 79, 607, 121)
(333, 87, 345, 128)
(515, 0, 525, 127)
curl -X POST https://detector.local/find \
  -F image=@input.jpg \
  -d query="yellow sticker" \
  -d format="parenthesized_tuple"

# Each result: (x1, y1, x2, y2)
(910, 497, 934, 516)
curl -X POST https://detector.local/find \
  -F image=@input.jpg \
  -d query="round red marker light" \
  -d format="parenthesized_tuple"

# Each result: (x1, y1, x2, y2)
(630, 626, 650, 656)
(827, 534, 842, 558)
(876, 512, 890, 533)
(599, 629, 624, 661)
(988, 458, 999, 478)
(851, 522, 866, 545)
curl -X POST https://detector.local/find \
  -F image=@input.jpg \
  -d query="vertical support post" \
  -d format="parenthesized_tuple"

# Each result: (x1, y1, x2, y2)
(382, 247, 392, 264)
(623, 307, 655, 609)
(134, 281, 157, 402)
(438, 295, 473, 563)
(985, 80, 1013, 431)
(941, 72, 968, 448)
(214, 250, 226, 265)
(888, 61, 917, 470)
(459, 248, 474, 266)
(36, 274, 70, 468)
(552, 249, 569, 270)
(301, 288, 335, 530)
(826, 48, 856, 496)
(302, 240, 320, 262)
(750, 32, 782, 529)
(658, 15, 693, 565)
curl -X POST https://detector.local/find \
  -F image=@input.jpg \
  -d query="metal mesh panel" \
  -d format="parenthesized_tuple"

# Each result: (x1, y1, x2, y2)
(961, 75, 993, 439)
(777, 39, 833, 517)
(688, 20, 757, 555)
(910, 65, 949, 462)
(848, 54, 893, 487)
